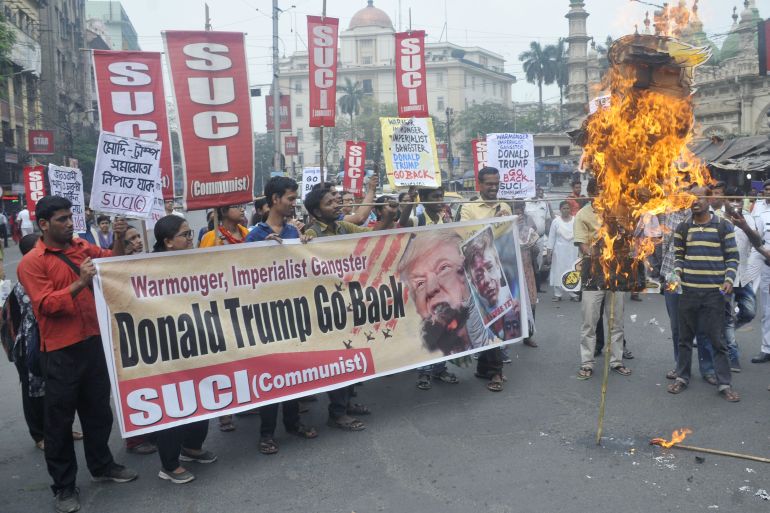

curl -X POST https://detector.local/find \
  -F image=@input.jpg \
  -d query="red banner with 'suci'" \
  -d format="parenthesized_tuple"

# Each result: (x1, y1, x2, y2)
(24, 165, 45, 221)
(92, 51, 174, 200)
(471, 138, 487, 192)
(395, 31, 428, 118)
(163, 31, 254, 210)
(307, 16, 339, 127)
(343, 140, 366, 196)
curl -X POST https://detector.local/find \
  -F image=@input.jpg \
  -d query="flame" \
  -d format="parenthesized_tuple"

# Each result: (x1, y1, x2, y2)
(580, 30, 711, 290)
(652, 1, 691, 38)
(651, 428, 693, 448)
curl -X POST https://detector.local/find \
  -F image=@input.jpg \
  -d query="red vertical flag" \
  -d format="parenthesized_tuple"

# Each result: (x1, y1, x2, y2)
(395, 31, 428, 118)
(285, 136, 298, 156)
(343, 141, 366, 196)
(24, 165, 46, 221)
(163, 31, 254, 210)
(265, 94, 292, 131)
(471, 139, 487, 192)
(92, 50, 175, 200)
(307, 16, 339, 127)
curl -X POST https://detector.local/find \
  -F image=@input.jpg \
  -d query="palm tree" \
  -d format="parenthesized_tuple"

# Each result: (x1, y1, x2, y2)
(519, 41, 556, 132)
(547, 39, 569, 130)
(337, 78, 365, 139)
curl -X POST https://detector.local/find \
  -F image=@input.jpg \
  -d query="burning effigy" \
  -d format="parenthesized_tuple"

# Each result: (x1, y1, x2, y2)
(575, 25, 713, 291)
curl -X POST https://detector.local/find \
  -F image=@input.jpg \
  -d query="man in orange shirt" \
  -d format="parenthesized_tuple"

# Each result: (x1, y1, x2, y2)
(566, 179, 585, 216)
(18, 196, 137, 513)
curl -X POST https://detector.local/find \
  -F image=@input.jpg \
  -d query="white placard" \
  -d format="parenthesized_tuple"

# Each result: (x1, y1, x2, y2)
(90, 131, 162, 219)
(48, 165, 86, 232)
(301, 167, 322, 200)
(486, 133, 536, 199)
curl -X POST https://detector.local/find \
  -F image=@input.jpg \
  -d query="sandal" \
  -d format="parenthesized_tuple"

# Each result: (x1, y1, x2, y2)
(719, 388, 740, 402)
(219, 416, 236, 432)
(435, 370, 459, 384)
(259, 438, 279, 455)
(665, 370, 677, 380)
(703, 375, 718, 386)
(327, 415, 366, 431)
(416, 374, 432, 390)
(474, 371, 507, 382)
(487, 374, 504, 392)
(577, 367, 593, 380)
(287, 424, 318, 439)
(346, 403, 371, 415)
(611, 365, 632, 376)
(667, 381, 687, 394)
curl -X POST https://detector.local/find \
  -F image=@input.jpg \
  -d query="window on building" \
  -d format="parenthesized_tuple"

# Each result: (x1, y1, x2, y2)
(358, 39, 374, 65)
(544, 146, 554, 156)
(479, 55, 488, 66)
(295, 103, 303, 117)
(559, 146, 571, 156)
(314, 151, 320, 163)
(534, 146, 542, 158)
(298, 153, 304, 166)
(437, 72, 444, 86)
(493, 83, 497, 96)
(362, 79, 373, 93)
(296, 128, 303, 141)
(294, 80, 302, 93)
(464, 73, 468, 87)
(437, 96, 445, 111)
(361, 56, 372, 65)
(2, 121, 13, 147)
(472, 76, 476, 89)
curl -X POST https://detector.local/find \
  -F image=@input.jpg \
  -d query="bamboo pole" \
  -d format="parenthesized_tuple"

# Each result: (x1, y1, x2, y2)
(649, 441, 770, 464)
(596, 290, 615, 445)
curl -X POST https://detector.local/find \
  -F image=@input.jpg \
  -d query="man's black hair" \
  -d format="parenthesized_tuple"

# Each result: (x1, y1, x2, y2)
(19, 233, 40, 255)
(418, 186, 444, 202)
(35, 195, 72, 225)
(96, 214, 110, 224)
(264, 176, 299, 207)
(478, 166, 499, 182)
(304, 186, 333, 218)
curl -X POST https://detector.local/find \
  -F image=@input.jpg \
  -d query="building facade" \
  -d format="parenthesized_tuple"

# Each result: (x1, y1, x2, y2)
(85, 1, 139, 51)
(0, 0, 44, 203)
(276, 0, 516, 173)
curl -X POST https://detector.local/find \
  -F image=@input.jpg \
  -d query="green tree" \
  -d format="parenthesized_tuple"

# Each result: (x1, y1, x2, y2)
(547, 38, 569, 130)
(71, 129, 99, 192)
(0, 14, 16, 101)
(254, 132, 275, 194)
(455, 101, 516, 158)
(519, 41, 556, 131)
(337, 78, 365, 139)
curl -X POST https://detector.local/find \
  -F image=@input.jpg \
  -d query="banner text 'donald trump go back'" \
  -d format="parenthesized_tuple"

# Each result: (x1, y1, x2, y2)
(94, 219, 528, 437)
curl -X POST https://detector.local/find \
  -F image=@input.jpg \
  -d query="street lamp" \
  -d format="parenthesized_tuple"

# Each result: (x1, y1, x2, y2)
(445, 107, 454, 183)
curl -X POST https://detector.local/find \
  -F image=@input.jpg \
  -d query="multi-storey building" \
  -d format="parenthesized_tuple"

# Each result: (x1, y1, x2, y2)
(85, 1, 139, 51)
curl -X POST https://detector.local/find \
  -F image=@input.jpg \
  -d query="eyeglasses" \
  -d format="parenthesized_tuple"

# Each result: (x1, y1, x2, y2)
(175, 230, 193, 239)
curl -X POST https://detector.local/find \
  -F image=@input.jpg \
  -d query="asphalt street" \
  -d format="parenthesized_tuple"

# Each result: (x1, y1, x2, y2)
(2, 241, 770, 513)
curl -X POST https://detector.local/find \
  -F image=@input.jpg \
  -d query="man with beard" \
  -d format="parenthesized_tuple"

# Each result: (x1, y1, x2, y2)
(302, 186, 396, 432)
(458, 166, 511, 391)
(18, 196, 137, 512)
(397, 231, 499, 356)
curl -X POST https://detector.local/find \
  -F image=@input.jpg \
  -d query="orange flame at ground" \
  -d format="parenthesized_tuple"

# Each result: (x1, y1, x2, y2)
(651, 428, 693, 448)
(579, 32, 711, 290)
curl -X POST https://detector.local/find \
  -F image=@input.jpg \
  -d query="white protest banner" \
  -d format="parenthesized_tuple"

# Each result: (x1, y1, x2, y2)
(589, 94, 611, 115)
(301, 167, 321, 200)
(486, 133, 535, 199)
(91, 132, 162, 218)
(48, 165, 86, 232)
(381, 117, 440, 188)
(147, 179, 165, 230)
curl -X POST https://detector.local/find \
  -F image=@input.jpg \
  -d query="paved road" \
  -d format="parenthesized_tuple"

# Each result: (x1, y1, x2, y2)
(3, 247, 770, 512)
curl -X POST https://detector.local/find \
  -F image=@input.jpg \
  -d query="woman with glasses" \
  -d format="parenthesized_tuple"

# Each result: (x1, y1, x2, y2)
(152, 215, 217, 484)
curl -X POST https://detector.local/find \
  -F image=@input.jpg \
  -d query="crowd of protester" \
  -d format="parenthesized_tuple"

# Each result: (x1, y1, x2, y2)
(5, 169, 770, 513)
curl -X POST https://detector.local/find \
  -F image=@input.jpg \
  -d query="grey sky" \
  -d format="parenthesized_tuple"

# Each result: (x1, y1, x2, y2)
(117, 0, 747, 132)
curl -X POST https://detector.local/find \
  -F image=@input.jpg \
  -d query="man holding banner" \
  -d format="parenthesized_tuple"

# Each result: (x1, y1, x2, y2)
(17, 196, 136, 513)
(459, 167, 512, 391)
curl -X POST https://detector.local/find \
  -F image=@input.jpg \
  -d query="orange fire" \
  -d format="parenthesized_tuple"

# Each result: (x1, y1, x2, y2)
(651, 428, 692, 448)
(579, 29, 712, 290)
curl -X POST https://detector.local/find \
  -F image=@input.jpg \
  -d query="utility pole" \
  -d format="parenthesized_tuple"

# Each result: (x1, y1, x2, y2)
(272, 0, 282, 175)
(445, 107, 454, 182)
(205, 3, 212, 31)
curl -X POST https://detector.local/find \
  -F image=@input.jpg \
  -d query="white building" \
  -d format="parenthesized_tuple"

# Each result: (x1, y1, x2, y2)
(276, 0, 516, 172)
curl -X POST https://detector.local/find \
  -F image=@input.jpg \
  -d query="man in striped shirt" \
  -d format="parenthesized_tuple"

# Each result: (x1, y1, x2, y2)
(667, 186, 740, 401)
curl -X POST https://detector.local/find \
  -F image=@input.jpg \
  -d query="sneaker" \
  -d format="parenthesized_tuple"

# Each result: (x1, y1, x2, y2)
(91, 463, 138, 483)
(502, 356, 513, 364)
(158, 468, 195, 484)
(179, 448, 217, 464)
(55, 487, 80, 513)
(127, 441, 157, 455)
